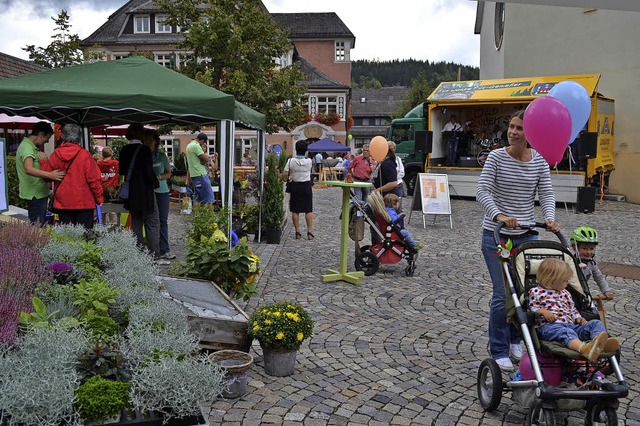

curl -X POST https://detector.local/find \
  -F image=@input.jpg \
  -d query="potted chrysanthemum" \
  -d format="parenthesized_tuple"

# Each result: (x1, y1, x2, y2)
(247, 302, 313, 377)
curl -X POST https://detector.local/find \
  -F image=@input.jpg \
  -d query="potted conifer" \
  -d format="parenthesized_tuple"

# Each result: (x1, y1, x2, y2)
(262, 154, 286, 244)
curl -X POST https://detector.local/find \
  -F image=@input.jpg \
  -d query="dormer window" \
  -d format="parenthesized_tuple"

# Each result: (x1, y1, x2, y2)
(134, 15, 150, 33)
(156, 15, 171, 33)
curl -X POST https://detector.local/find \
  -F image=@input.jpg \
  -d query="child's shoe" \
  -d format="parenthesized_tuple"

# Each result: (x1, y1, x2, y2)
(602, 337, 620, 353)
(579, 331, 608, 362)
(413, 242, 425, 251)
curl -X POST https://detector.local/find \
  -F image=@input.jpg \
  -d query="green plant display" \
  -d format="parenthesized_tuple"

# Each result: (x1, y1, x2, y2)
(71, 278, 119, 318)
(76, 240, 104, 270)
(169, 175, 187, 187)
(107, 138, 128, 160)
(6, 155, 28, 209)
(85, 315, 119, 337)
(175, 225, 260, 301)
(188, 204, 230, 242)
(245, 203, 261, 234)
(262, 154, 286, 230)
(173, 151, 188, 173)
(75, 375, 131, 424)
(19, 296, 60, 329)
(247, 302, 314, 351)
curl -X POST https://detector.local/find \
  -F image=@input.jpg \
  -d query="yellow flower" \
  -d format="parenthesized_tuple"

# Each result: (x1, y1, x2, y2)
(264, 319, 272, 325)
(276, 332, 285, 340)
(274, 311, 281, 317)
(212, 229, 228, 243)
(252, 325, 261, 332)
(297, 332, 304, 341)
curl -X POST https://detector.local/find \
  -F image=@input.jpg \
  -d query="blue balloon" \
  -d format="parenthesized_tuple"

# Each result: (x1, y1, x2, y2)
(548, 81, 591, 145)
(231, 230, 239, 247)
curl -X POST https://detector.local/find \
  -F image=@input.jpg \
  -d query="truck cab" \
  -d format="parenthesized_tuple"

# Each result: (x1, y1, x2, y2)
(387, 103, 430, 194)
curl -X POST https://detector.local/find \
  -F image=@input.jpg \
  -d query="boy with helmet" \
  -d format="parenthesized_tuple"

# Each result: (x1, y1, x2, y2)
(570, 226, 614, 300)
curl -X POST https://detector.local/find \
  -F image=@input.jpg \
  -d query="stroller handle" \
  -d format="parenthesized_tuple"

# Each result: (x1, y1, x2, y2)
(493, 221, 569, 247)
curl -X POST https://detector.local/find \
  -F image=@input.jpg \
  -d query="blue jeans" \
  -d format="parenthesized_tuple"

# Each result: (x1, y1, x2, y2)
(399, 229, 415, 247)
(28, 197, 48, 226)
(538, 320, 606, 347)
(447, 137, 459, 165)
(155, 192, 170, 255)
(481, 229, 538, 359)
(191, 175, 214, 204)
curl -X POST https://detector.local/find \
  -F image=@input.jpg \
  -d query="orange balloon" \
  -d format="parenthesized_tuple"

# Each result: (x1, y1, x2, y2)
(369, 136, 389, 162)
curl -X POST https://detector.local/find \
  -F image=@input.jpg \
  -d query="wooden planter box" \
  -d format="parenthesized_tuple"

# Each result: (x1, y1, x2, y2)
(158, 275, 251, 352)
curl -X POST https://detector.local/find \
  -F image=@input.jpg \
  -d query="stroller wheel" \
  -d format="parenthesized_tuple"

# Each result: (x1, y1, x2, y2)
(355, 252, 379, 276)
(525, 400, 556, 426)
(405, 263, 416, 277)
(585, 401, 617, 426)
(477, 358, 503, 411)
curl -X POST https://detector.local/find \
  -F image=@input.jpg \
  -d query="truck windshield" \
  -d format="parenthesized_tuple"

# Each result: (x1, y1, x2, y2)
(390, 124, 414, 143)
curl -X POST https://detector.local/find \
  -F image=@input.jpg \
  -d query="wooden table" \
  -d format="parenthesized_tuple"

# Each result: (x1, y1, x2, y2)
(321, 180, 373, 285)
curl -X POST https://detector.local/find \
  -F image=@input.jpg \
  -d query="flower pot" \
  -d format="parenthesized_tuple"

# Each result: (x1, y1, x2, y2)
(265, 229, 281, 244)
(208, 350, 253, 399)
(261, 345, 298, 377)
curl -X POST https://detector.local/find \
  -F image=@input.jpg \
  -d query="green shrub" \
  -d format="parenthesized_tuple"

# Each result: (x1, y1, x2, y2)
(85, 315, 119, 337)
(75, 375, 130, 424)
(71, 278, 119, 318)
(107, 138, 128, 160)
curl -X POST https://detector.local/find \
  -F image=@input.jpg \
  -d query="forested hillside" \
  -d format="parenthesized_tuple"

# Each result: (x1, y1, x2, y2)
(352, 59, 479, 88)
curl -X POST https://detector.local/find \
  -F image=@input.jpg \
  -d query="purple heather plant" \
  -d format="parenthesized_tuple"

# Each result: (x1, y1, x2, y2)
(0, 221, 50, 249)
(0, 287, 32, 346)
(0, 246, 51, 293)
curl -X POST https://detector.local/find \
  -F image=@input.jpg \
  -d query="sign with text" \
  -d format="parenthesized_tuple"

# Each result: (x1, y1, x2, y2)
(417, 173, 450, 215)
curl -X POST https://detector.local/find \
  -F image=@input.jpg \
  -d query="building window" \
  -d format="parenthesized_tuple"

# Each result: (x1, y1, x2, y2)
(362, 118, 370, 126)
(317, 96, 338, 115)
(134, 15, 150, 33)
(494, 3, 505, 50)
(161, 138, 173, 159)
(113, 54, 128, 60)
(155, 54, 173, 68)
(155, 15, 171, 33)
(335, 41, 346, 62)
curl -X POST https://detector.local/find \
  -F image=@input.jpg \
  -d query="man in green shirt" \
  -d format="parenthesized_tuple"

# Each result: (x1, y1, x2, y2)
(186, 133, 214, 204)
(15, 121, 64, 225)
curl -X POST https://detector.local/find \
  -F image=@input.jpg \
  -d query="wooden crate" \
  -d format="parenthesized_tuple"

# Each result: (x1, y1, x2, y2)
(158, 275, 251, 352)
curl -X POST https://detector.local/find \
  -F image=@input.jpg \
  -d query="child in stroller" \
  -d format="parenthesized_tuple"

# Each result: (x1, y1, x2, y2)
(351, 191, 418, 277)
(528, 258, 619, 362)
(570, 226, 614, 300)
(383, 193, 424, 252)
(477, 222, 628, 424)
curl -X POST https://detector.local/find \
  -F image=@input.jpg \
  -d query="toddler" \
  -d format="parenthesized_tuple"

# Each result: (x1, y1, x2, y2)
(570, 227, 613, 299)
(383, 193, 423, 251)
(528, 258, 619, 362)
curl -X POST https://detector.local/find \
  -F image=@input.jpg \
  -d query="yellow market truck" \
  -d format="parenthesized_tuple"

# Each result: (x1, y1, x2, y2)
(389, 74, 615, 203)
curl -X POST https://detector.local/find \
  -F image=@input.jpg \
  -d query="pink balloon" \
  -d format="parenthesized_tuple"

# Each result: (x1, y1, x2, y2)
(523, 97, 572, 167)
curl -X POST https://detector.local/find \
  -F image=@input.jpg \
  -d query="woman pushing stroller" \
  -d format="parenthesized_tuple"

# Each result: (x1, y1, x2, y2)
(528, 258, 620, 362)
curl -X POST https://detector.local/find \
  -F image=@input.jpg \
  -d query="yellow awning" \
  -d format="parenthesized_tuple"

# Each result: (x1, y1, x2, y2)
(428, 74, 601, 102)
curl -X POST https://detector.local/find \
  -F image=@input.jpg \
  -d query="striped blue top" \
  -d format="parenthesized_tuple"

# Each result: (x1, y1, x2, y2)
(477, 148, 556, 235)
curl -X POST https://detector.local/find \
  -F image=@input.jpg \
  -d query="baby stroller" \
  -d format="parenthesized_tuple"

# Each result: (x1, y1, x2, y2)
(349, 191, 417, 277)
(477, 222, 628, 425)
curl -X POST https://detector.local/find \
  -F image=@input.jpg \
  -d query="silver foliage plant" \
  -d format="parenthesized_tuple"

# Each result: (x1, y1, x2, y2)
(40, 238, 83, 265)
(126, 298, 189, 332)
(0, 326, 88, 426)
(130, 353, 225, 422)
(122, 325, 200, 370)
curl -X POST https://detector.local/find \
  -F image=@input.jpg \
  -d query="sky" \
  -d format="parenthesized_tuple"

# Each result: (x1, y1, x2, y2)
(0, 0, 480, 67)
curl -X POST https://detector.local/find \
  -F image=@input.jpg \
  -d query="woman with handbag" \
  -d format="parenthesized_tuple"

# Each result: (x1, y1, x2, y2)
(284, 140, 314, 240)
(42, 124, 103, 229)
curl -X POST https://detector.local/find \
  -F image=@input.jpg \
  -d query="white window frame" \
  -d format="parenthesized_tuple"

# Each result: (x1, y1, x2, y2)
(155, 53, 173, 68)
(134, 14, 150, 34)
(306, 94, 346, 119)
(155, 15, 172, 33)
(161, 138, 174, 159)
(335, 40, 351, 62)
(113, 54, 128, 60)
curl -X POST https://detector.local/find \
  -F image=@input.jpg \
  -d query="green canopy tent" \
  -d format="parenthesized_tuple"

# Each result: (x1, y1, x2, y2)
(0, 56, 268, 239)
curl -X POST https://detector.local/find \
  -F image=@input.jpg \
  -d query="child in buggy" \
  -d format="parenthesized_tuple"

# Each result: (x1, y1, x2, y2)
(528, 258, 619, 362)
(383, 193, 424, 252)
(477, 222, 628, 424)
(350, 191, 418, 277)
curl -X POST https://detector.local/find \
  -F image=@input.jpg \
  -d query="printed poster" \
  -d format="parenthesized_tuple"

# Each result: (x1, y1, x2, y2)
(0, 139, 7, 212)
(419, 173, 451, 215)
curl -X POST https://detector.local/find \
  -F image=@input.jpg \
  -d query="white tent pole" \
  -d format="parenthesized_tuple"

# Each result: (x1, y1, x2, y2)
(218, 119, 235, 244)
(257, 130, 266, 243)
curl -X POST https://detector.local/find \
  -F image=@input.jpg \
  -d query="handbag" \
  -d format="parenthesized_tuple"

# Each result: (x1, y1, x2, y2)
(48, 150, 81, 213)
(119, 145, 142, 200)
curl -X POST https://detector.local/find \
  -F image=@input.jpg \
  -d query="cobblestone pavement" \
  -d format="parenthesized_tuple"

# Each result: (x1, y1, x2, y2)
(166, 190, 640, 425)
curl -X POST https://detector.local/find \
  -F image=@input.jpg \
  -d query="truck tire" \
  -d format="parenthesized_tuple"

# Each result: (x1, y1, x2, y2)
(404, 170, 418, 197)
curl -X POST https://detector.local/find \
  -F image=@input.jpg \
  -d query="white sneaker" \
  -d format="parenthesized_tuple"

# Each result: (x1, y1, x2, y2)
(510, 343, 524, 361)
(495, 357, 514, 372)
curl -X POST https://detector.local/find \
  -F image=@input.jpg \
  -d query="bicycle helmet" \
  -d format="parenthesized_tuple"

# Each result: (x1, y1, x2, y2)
(570, 226, 598, 244)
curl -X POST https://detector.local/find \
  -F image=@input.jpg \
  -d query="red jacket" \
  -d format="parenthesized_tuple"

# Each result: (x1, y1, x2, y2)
(42, 143, 104, 209)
